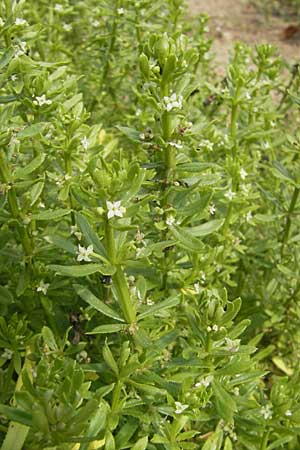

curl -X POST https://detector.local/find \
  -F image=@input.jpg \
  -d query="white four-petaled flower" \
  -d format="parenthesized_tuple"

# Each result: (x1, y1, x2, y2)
(260, 404, 273, 420)
(15, 18, 28, 26)
(36, 280, 50, 295)
(117, 7, 125, 15)
(77, 244, 93, 262)
(33, 95, 52, 106)
(225, 189, 236, 201)
(163, 93, 183, 112)
(174, 401, 189, 414)
(209, 204, 216, 215)
(81, 136, 89, 150)
(240, 168, 248, 180)
(106, 201, 126, 219)
(1, 348, 13, 360)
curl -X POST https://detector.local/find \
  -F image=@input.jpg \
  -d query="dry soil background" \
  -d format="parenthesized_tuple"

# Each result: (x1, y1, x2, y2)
(188, 0, 300, 72)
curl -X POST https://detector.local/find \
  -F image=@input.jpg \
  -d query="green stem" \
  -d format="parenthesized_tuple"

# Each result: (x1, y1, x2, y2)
(260, 430, 270, 450)
(281, 186, 300, 256)
(101, 1, 118, 86)
(64, 151, 75, 224)
(105, 221, 136, 324)
(223, 97, 239, 234)
(0, 151, 32, 256)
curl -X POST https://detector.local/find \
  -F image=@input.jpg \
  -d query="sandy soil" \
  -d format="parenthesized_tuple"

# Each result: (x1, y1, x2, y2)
(188, 0, 300, 72)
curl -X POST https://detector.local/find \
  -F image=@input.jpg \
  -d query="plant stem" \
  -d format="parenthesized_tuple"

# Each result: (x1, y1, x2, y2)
(281, 186, 300, 256)
(0, 151, 32, 257)
(223, 94, 239, 235)
(260, 430, 270, 450)
(105, 221, 136, 324)
(101, 1, 118, 86)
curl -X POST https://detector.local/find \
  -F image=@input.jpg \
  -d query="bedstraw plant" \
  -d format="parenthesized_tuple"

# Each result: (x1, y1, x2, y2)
(0, 0, 300, 449)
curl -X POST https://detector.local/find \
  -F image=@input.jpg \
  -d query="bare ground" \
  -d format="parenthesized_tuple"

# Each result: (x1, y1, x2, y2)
(188, 0, 300, 72)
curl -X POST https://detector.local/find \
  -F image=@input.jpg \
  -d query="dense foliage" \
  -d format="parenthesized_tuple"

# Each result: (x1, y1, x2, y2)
(0, 1, 300, 449)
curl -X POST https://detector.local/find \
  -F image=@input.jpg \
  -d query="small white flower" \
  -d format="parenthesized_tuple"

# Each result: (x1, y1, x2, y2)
(195, 375, 213, 388)
(246, 211, 253, 222)
(33, 95, 52, 106)
(77, 244, 93, 262)
(166, 215, 175, 226)
(198, 139, 213, 151)
(225, 337, 240, 353)
(241, 184, 249, 194)
(76, 350, 88, 362)
(168, 141, 183, 149)
(91, 19, 100, 27)
(209, 204, 216, 215)
(139, 133, 145, 140)
(37, 280, 50, 295)
(146, 298, 154, 306)
(106, 200, 126, 219)
(233, 387, 240, 396)
(207, 326, 212, 332)
(0, 17, 5, 27)
(136, 247, 145, 258)
(1, 348, 13, 359)
(135, 229, 145, 243)
(135, 108, 142, 116)
(240, 168, 248, 180)
(14, 41, 27, 57)
(11, 74, 17, 82)
(174, 401, 189, 414)
(260, 404, 273, 420)
(194, 282, 200, 294)
(285, 410, 292, 417)
(39, 202, 45, 208)
(163, 93, 183, 112)
(15, 18, 28, 26)
(117, 7, 125, 15)
(70, 226, 82, 241)
(15, 18, 27, 26)
(212, 324, 219, 332)
(224, 189, 236, 201)
(54, 3, 63, 12)
(63, 23, 72, 32)
(81, 136, 89, 150)
(245, 91, 251, 100)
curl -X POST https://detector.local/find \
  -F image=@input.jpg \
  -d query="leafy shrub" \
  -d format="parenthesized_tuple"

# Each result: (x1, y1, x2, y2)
(0, 1, 300, 449)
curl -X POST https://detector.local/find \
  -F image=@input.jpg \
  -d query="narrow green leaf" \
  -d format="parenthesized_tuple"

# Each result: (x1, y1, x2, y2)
(103, 342, 119, 376)
(189, 219, 224, 237)
(138, 295, 180, 320)
(201, 430, 223, 450)
(41, 326, 58, 351)
(267, 436, 293, 450)
(0, 422, 29, 450)
(74, 284, 124, 322)
(131, 436, 148, 450)
(0, 405, 32, 427)
(76, 213, 107, 258)
(49, 263, 115, 277)
(169, 224, 204, 252)
(176, 162, 219, 172)
(17, 123, 48, 139)
(30, 181, 44, 206)
(63, 93, 82, 112)
(86, 324, 125, 334)
(15, 154, 45, 179)
(212, 381, 236, 421)
(31, 208, 70, 221)
(45, 235, 77, 254)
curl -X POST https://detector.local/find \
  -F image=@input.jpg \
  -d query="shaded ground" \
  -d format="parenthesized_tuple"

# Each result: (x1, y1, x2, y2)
(188, 0, 300, 72)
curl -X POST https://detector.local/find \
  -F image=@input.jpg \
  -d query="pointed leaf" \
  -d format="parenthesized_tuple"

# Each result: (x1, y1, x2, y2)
(74, 284, 123, 321)
(49, 263, 115, 277)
